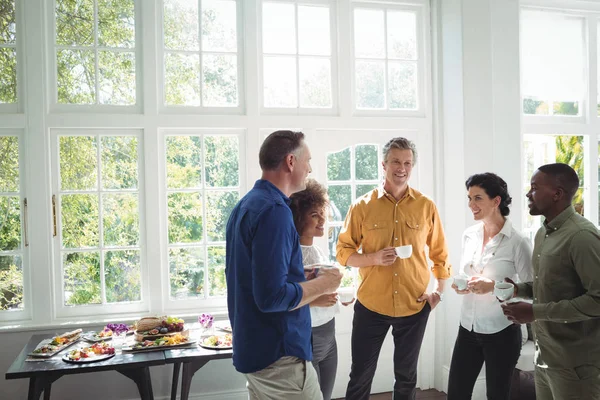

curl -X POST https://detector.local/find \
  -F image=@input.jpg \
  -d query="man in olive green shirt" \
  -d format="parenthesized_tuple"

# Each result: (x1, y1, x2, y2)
(502, 163, 600, 400)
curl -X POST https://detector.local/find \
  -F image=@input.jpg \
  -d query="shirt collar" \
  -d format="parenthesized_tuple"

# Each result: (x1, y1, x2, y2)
(253, 179, 291, 205)
(544, 206, 575, 232)
(376, 184, 416, 201)
(465, 218, 513, 240)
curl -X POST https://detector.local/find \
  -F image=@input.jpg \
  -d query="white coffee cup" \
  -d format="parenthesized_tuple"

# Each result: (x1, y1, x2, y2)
(494, 281, 514, 301)
(395, 245, 413, 259)
(338, 287, 355, 303)
(453, 274, 469, 291)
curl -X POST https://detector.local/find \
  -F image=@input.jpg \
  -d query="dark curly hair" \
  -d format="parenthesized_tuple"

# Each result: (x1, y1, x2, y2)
(465, 173, 512, 216)
(289, 179, 329, 235)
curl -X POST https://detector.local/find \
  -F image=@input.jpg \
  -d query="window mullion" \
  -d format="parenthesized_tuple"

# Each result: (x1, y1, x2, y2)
(94, 0, 100, 105)
(198, 0, 204, 107)
(383, 8, 389, 110)
(587, 17, 599, 226)
(97, 134, 107, 304)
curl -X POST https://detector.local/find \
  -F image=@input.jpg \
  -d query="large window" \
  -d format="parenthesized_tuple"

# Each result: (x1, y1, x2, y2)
(53, 0, 137, 106)
(0, 0, 17, 105)
(162, 0, 241, 108)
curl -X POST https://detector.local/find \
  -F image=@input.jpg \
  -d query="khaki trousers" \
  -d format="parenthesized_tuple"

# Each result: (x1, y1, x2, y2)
(535, 364, 600, 400)
(245, 356, 323, 400)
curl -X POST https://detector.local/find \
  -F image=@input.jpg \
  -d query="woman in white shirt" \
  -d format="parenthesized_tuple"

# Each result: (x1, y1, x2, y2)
(447, 173, 533, 400)
(290, 179, 353, 400)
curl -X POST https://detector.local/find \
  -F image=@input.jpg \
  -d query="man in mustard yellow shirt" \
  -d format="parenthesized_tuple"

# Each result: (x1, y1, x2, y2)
(337, 137, 451, 400)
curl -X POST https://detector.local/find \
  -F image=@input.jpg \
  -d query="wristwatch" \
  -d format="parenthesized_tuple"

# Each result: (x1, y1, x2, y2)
(432, 290, 444, 302)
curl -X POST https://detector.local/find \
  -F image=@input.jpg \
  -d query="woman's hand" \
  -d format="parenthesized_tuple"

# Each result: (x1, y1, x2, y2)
(451, 282, 471, 295)
(310, 293, 338, 307)
(467, 276, 494, 295)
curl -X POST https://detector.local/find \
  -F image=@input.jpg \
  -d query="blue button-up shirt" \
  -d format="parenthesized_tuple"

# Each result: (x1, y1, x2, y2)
(226, 179, 311, 373)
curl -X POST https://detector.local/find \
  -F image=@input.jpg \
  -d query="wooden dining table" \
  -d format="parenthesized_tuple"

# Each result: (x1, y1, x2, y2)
(5, 333, 233, 400)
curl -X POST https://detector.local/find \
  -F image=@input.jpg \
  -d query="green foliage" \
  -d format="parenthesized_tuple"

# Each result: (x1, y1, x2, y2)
(355, 145, 378, 180)
(0, 259, 22, 310)
(64, 252, 101, 305)
(168, 192, 203, 243)
(60, 136, 97, 190)
(204, 136, 239, 187)
(0, 196, 20, 251)
(356, 61, 384, 109)
(0, 0, 17, 103)
(104, 250, 140, 302)
(555, 136, 584, 212)
(167, 136, 203, 189)
(327, 148, 350, 181)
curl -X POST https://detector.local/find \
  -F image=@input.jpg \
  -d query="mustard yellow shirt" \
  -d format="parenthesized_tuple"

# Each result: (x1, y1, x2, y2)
(336, 186, 451, 317)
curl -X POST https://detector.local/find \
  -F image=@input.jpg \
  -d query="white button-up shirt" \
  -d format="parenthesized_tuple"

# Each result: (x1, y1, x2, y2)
(301, 244, 340, 327)
(459, 218, 534, 334)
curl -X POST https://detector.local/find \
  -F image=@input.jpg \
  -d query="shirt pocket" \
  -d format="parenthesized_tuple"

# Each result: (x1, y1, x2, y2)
(362, 220, 391, 250)
(404, 219, 426, 248)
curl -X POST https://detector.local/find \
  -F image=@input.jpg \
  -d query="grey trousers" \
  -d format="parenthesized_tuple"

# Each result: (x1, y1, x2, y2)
(245, 356, 323, 400)
(535, 364, 600, 400)
(311, 318, 338, 400)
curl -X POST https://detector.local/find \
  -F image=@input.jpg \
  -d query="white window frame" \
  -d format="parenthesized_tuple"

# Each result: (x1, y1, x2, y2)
(47, 0, 143, 113)
(521, 1, 600, 230)
(157, 0, 246, 114)
(0, 129, 31, 323)
(49, 129, 148, 319)
(258, 0, 339, 116)
(350, 0, 429, 117)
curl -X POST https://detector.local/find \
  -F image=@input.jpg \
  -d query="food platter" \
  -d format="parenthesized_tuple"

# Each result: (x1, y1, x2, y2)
(122, 339, 196, 353)
(215, 324, 232, 333)
(122, 333, 195, 352)
(134, 329, 189, 342)
(83, 329, 134, 343)
(28, 329, 83, 358)
(62, 352, 115, 364)
(199, 334, 232, 350)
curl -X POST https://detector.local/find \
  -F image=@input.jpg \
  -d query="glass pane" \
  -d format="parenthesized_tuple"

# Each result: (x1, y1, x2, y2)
(0, 196, 20, 250)
(389, 62, 417, 109)
(355, 144, 378, 180)
(298, 5, 330, 56)
(0, 48, 16, 103)
(104, 250, 141, 302)
(61, 194, 99, 248)
(166, 136, 203, 189)
(208, 246, 226, 297)
(328, 185, 351, 222)
(60, 136, 98, 191)
(56, 0, 94, 46)
(553, 101, 578, 116)
(98, 0, 135, 48)
(57, 49, 96, 104)
(204, 136, 238, 187)
(0, 136, 19, 192)
(202, 54, 238, 107)
(354, 9, 385, 58)
(168, 192, 203, 244)
(206, 191, 238, 242)
(299, 57, 331, 108)
(523, 98, 549, 115)
(164, 0, 199, 51)
(327, 148, 351, 181)
(165, 52, 200, 106)
(356, 184, 377, 198)
(327, 225, 340, 260)
(202, 0, 237, 52)
(101, 136, 138, 189)
(387, 11, 417, 60)
(63, 251, 101, 305)
(0, 0, 16, 44)
(98, 51, 136, 105)
(169, 247, 204, 299)
(263, 56, 297, 108)
(356, 60, 384, 109)
(0, 255, 23, 310)
(521, 11, 584, 107)
(103, 193, 139, 246)
(262, 2, 296, 54)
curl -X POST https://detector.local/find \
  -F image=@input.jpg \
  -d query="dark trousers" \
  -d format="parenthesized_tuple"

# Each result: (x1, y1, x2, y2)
(345, 300, 431, 400)
(311, 318, 338, 400)
(447, 324, 522, 400)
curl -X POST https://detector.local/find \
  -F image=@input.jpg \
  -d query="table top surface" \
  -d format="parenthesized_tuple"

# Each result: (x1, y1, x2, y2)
(6, 333, 233, 380)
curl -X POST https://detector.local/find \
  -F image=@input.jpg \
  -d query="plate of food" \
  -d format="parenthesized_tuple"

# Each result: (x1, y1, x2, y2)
(199, 334, 232, 350)
(134, 316, 187, 341)
(214, 322, 232, 333)
(122, 333, 195, 352)
(62, 342, 116, 363)
(83, 323, 134, 342)
(29, 329, 83, 358)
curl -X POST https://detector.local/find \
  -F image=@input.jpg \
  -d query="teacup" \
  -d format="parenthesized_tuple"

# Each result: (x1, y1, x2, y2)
(338, 287, 355, 303)
(453, 274, 469, 291)
(395, 245, 413, 259)
(494, 281, 514, 301)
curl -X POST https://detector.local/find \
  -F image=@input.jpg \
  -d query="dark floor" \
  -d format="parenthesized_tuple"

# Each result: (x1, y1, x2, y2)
(335, 389, 445, 400)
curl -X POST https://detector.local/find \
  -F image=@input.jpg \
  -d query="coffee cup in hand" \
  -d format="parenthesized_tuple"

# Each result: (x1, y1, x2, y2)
(494, 281, 514, 301)
(395, 245, 413, 259)
(338, 287, 355, 303)
(453, 274, 469, 291)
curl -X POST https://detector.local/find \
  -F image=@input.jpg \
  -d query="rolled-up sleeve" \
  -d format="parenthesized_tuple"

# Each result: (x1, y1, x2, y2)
(427, 203, 451, 279)
(251, 205, 303, 312)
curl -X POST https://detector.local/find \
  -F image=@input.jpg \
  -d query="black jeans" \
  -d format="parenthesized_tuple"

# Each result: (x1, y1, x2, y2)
(345, 300, 431, 400)
(447, 324, 522, 400)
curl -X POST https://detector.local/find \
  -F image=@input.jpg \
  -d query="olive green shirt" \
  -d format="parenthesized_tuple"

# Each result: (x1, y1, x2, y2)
(516, 206, 600, 368)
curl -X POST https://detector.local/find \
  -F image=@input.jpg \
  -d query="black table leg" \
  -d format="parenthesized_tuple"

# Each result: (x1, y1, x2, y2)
(170, 362, 181, 400)
(28, 374, 60, 400)
(43, 384, 51, 400)
(180, 360, 209, 400)
(117, 366, 154, 400)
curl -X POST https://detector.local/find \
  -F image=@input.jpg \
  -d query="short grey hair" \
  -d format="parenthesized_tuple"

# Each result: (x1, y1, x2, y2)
(382, 137, 418, 164)
(259, 130, 305, 171)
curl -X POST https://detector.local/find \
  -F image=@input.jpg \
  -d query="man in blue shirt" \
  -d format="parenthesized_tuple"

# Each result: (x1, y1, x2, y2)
(226, 130, 342, 400)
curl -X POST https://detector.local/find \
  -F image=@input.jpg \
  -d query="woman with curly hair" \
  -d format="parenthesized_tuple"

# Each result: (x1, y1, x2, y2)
(290, 178, 352, 400)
